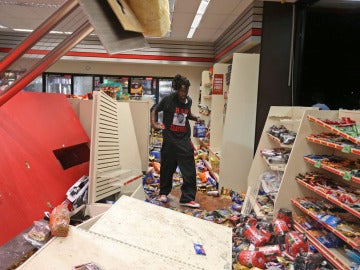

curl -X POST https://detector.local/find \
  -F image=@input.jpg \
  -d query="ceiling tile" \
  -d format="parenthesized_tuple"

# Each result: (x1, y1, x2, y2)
(206, 0, 244, 14)
(174, 0, 200, 13)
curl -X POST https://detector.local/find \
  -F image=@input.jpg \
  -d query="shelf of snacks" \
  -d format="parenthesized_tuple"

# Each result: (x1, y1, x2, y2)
(306, 133, 360, 155)
(303, 155, 360, 184)
(266, 133, 293, 149)
(260, 148, 290, 172)
(243, 106, 317, 217)
(296, 173, 360, 219)
(307, 115, 360, 145)
(291, 198, 360, 250)
(274, 109, 360, 269)
(293, 220, 353, 270)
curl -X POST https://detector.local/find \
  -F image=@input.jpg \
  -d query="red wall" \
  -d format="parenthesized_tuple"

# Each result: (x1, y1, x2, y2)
(0, 92, 89, 245)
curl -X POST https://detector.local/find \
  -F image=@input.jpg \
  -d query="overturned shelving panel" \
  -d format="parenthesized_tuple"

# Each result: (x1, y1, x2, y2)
(18, 196, 232, 269)
(89, 91, 143, 203)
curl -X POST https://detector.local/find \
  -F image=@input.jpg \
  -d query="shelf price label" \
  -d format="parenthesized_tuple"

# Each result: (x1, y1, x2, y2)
(314, 161, 322, 168)
(341, 145, 351, 153)
(343, 171, 352, 181)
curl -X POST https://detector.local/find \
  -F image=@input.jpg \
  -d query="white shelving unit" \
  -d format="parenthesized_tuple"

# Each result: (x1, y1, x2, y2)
(219, 53, 260, 193)
(244, 106, 317, 217)
(275, 109, 360, 269)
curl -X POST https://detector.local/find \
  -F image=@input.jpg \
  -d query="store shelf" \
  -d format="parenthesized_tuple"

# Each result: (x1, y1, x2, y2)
(293, 221, 352, 270)
(266, 133, 293, 149)
(307, 115, 360, 145)
(296, 178, 360, 219)
(303, 156, 360, 184)
(292, 199, 360, 250)
(261, 155, 286, 171)
(306, 136, 360, 155)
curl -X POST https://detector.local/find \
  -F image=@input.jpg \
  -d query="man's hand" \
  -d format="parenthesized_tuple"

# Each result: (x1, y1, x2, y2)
(153, 122, 165, 130)
(196, 117, 205, 124)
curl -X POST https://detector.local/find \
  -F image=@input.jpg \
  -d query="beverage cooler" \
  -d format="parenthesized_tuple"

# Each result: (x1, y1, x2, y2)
(158, 78, 173, 103)
(43, 73, 174, 102)
(44, 73, 72, 94)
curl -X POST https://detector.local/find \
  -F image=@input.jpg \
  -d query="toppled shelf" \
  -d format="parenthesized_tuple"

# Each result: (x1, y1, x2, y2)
(293, 221, 352, 270)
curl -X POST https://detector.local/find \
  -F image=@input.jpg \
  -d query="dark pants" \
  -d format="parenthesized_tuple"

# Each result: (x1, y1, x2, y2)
(160, 137, 196, 203)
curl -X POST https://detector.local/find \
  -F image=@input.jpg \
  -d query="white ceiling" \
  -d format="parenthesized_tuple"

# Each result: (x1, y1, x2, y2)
(0, 0, 357, 45)
(0, 0, 270, 43)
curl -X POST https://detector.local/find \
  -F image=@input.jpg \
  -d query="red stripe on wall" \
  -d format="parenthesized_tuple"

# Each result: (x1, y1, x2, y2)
(214, 28, 262, 60)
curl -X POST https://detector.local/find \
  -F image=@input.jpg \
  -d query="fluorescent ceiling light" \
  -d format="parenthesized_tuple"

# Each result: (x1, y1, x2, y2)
(187, 0, 210, 39)
(0, 24, 7, 29)
(13, 28, 33, 32)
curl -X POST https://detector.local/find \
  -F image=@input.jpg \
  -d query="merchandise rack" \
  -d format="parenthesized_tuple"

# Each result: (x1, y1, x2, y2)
(293, 221, 353, 270)
(295, 178, 360, 219)
(305, 136, 360, 155)
(275, 109, 360, 268)
(244, 106, 317, 217)
(291, 199, 360, 250)
(303, 156, 360, 184)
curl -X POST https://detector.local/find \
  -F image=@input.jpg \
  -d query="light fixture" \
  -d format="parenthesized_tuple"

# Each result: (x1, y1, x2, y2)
(13, 28, 33, 32)
(0, 24, 7, 29)
(187, 0, 210, 39)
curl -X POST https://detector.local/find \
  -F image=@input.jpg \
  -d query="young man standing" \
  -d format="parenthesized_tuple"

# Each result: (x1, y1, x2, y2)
(151, 74, 202, 208)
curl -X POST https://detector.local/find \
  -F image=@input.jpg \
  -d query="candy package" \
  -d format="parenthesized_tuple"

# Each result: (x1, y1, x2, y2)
(23, 220, 51, 248)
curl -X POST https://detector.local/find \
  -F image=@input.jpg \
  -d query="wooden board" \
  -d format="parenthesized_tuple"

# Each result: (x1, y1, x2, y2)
(17, 226, 201, 270)
(89, 196, 232, 269)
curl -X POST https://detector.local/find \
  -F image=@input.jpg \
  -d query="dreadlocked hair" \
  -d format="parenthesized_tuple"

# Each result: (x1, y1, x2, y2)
(172, 74, 190, 91)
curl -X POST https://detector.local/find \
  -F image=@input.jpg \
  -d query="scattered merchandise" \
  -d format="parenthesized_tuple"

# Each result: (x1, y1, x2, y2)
(49, 204, 70, 237)
(23, 220, 51, 248)
(194, 243, 206, 255)
(66, 175, 89, 211)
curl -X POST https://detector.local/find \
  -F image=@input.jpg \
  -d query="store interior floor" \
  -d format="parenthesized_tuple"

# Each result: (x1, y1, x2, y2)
(159, 185, 232, 212)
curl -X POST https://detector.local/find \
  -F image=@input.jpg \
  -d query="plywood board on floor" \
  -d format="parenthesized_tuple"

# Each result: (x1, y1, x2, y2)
(90, 196, 232, 270)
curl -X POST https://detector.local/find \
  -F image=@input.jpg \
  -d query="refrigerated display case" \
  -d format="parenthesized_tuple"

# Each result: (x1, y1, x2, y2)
(158, 78, 173, 103)
(45, 73, 72, 94)
(74, 75, 93, 96)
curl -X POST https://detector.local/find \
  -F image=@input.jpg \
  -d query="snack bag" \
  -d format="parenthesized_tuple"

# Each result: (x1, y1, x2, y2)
(23, 220, 51, 248)
(49, 204, 70, 237)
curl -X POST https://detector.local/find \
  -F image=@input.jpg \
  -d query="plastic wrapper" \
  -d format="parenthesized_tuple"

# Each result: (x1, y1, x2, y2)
(49, 204, 70, 237)
(23, 220, 51, 248)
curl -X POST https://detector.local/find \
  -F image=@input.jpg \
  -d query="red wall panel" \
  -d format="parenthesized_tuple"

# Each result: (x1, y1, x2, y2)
(0, 92, 90, 245)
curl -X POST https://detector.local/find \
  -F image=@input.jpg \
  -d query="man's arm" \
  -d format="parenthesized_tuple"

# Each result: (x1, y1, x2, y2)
(151, 104, 165, 130)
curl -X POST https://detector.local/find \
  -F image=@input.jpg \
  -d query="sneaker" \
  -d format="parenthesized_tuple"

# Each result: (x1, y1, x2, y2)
(157, 195, 168, 203)
(180, 201, 200, 208)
